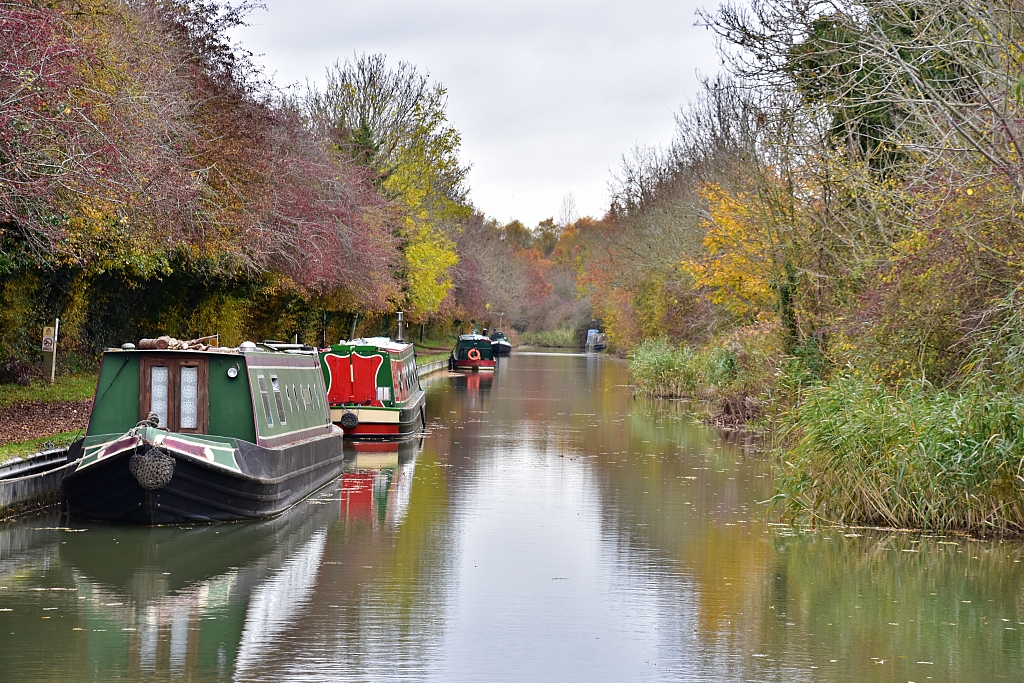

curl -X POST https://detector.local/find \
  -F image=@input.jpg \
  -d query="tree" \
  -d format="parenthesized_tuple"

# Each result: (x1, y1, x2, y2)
(306, 54, 471, 319)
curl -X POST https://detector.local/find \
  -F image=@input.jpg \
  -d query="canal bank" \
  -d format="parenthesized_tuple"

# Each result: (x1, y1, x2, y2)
(1, 350, 1022, 681)
(627, 333, 1024, 537)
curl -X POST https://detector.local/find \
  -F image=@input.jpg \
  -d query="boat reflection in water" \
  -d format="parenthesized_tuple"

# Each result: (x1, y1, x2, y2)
(340, 438, 422, 530)
(451, 367, 493, 413)
(55, 494, 336, 680)
(0, 438, 424, 682)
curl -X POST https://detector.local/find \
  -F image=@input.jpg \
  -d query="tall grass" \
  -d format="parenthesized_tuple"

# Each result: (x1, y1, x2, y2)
(628, 338, 734, 398)
(628, 328, 781, 402)
(775, 375, 1024, 535)
(519, 325, 578, 348)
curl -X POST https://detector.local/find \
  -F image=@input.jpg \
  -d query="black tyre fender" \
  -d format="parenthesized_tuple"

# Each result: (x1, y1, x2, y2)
(340, 411, 359, 430)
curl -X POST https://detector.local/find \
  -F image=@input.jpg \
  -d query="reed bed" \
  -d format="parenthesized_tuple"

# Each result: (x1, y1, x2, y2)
(519, 325, 579, 348)
(775, 376, 1024, 535)
(627, 333, 778, 400)
(628, 339, 730, 398)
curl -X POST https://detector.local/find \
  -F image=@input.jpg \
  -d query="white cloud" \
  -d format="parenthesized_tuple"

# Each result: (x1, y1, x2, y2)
(230, 1, 721, 226)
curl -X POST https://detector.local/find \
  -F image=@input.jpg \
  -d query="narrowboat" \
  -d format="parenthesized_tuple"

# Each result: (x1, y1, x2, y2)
(61, 341, 345, 524)
(449, 334, 496, 372)
(0, 446, 77, 518)
(586, 328, 607, 352)
(319, 338, 426, 440)
(490, 330, 512, 356)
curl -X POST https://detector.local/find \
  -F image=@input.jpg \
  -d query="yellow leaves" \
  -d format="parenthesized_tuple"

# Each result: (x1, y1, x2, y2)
(891, 229, 929, 259)
(404, 222, 458, 317)
(378, 104, 469, 317)
(681, 183, 777, 318)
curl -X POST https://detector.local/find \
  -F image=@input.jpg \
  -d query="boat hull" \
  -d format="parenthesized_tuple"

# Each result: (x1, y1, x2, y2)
(451, 358, 496, 372)
(491, 341, 512, 356)
(331, 391, 425, 440)
(62, 432, 346, 524)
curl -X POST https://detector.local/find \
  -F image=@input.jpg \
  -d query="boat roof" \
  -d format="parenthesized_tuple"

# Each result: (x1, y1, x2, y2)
(334, 337, 414, 353)
(103, 348, 318, 358)
(103, 342, 316, 356)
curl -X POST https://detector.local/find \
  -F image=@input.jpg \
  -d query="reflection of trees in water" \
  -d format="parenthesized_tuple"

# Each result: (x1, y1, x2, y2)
(5, 353, 1024, 681)
(749, 530, 1024, 682)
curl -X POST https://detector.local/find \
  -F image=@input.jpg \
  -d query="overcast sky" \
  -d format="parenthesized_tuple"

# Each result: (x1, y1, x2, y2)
(230, 1, 723, 226)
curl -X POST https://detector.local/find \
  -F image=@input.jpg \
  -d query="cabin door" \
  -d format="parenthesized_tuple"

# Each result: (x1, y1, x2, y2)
(140, 357, 209, 433)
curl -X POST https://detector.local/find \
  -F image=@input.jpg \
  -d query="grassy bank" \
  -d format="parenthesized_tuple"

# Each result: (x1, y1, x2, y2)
(0, 431, 82, 464)
(0, 373, 97, 408)
(416, 352, 449, 366)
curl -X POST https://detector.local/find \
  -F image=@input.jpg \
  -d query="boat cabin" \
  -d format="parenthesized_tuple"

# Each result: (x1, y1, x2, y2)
(319, 338, 426, 438)
(86, 346, 332, 450)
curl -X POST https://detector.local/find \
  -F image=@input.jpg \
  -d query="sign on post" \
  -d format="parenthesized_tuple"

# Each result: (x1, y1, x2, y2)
(42, 319, 59, 383)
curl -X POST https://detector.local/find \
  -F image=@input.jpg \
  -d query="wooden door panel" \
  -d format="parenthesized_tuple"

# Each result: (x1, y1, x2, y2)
(139, 356, 209, 433)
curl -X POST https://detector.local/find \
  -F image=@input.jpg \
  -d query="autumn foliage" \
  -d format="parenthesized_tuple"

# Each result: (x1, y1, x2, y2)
(0, 0, 406, 364)
(572, 0, 1024, 533)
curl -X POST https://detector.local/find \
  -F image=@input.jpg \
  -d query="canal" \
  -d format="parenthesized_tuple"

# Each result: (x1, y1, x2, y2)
(1, 351, 1023, 681)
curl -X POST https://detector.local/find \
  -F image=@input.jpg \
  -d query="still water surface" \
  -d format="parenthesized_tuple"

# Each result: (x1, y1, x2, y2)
(1, 351, 1023, 681)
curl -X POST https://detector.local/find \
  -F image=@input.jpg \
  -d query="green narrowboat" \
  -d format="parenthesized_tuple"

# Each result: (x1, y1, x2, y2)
(449, 334, 496, 372)
(319, 337, 426, 439)
(61, 341, 345, 523)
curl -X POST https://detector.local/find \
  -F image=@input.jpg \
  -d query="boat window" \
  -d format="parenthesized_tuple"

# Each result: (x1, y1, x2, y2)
(308, 383, 317, 411)
(150, 366, 169, 428)
(257, 375, 274, 427)
(271, 375, 287, 425)
(285, 384, 295, 413)
(302, 384, 311, 408)
(180, 366, 198, 429)
(377, 386, 391, 403)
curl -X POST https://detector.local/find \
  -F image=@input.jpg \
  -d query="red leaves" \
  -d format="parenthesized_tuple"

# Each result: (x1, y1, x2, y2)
(1, 1, 399, 309)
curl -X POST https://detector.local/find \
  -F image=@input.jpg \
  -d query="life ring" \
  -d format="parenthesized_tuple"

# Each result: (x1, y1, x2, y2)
(467, 348, 481, 361)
